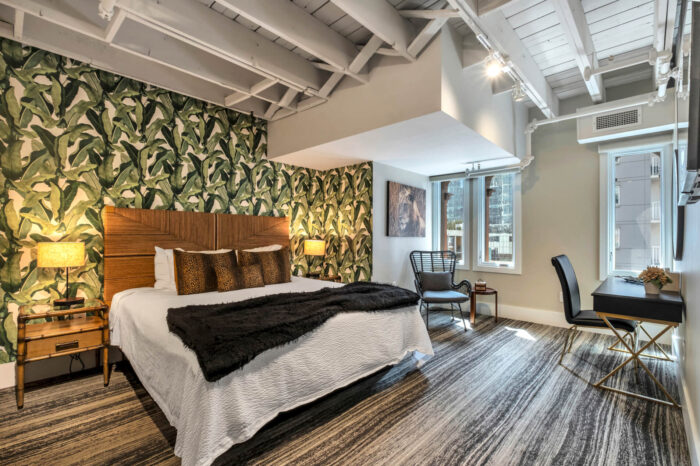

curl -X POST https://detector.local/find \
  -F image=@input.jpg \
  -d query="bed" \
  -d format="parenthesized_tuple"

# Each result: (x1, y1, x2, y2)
(103, 207, 433, 466)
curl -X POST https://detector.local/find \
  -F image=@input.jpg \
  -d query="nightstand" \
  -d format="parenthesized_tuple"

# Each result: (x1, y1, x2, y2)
(16, 298, 110, 408)
(306, 273, 342, 283)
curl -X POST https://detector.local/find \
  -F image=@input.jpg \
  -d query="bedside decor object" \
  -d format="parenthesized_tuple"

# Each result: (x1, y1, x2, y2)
(387, 181, 426, 237)
(304, 239, 325, 278)
(16, 298, 109, 408)
(474, 279, 487, 292)
(638, 266, 673, 295)
(37, 241, 85, 307)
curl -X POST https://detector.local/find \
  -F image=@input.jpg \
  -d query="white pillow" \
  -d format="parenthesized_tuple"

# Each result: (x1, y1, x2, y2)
(242, 244, 283, 252)
(154, 247, 175, 291)
(174, 248, 233, 254)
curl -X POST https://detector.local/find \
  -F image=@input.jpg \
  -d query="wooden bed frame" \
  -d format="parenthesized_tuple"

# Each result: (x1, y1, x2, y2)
(102, 206, 290, 303)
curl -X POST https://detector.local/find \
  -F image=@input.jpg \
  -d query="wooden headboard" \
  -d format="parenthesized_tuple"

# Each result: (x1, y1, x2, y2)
(103, 206, 290, 303)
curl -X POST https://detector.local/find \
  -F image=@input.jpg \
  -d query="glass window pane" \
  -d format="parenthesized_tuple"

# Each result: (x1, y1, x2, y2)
(483, 173, 514, 264)
(613, 152, 662, 271)
(439, 179, 465, 263)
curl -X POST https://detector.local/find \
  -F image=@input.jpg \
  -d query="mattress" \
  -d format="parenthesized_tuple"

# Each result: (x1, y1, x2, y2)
(109, 277, 433, 466)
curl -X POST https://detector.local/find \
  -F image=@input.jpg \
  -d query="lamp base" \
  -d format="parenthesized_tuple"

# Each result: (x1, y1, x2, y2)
(54, 297, 85, 308)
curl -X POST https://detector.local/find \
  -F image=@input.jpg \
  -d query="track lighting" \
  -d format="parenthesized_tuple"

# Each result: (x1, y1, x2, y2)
(486, 57, 503, 78)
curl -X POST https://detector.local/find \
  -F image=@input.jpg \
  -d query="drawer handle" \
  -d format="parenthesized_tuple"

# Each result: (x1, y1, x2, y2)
(55, 341, 79, 352)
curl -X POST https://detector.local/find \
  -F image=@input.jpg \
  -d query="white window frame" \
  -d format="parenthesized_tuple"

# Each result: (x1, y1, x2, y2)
(431, 179, 470, 270)
(598, 140, 673, 279)
(472, 173, 522, 275)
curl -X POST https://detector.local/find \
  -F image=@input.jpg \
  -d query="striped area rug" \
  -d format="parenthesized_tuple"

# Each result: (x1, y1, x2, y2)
(0, 313, 690, 465)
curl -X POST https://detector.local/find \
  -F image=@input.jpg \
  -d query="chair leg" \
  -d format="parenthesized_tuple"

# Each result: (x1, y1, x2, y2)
(425, 303, 430, 330)
(456, 302, 467, 332)
(450, 303, 455, 322)
(559, 325, 577, 364)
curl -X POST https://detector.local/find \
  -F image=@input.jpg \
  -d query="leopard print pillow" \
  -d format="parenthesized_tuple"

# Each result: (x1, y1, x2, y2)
(214, 263, 265, 292)
(173, 250, 237, 295)
(237, 247, 291, 285)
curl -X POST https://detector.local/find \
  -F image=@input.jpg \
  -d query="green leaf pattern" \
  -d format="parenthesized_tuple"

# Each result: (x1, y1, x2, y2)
(0, 39, 372, 364)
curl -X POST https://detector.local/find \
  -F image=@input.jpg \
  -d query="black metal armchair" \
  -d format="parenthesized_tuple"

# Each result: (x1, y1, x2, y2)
(409, 251, 472, 331)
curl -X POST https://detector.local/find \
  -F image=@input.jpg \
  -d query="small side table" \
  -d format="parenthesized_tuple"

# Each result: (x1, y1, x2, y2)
(470, 287, 498, 324)
(16, 299, 110, 409)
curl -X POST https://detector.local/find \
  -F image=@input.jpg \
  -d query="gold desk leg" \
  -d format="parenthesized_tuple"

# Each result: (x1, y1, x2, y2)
(594, 316, 679, 408)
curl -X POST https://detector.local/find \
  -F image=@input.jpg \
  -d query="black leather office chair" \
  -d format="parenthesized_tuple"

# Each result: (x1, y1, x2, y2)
(551, 255, 637, 363)
(410, 251, 472, 331)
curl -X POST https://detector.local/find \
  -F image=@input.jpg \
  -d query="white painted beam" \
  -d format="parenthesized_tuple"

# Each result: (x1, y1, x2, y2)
(330, 0, 416, 60)
(112, 20, 254, 93)
(399, 9, 460, 19)
(13, 9, 23, 40)
(0, 14, 268, 116)
(318, 35, 384, 98)
(103, 8, 126, 42)
(408, 17, 448, 57)
(552, 0, 604, 102)
(215, 0, 358, 73)
(4, 0, 106, 39)
(114, 0, 327, 93)
(447, 0, 559, 117)
(224, 92, 250, 107)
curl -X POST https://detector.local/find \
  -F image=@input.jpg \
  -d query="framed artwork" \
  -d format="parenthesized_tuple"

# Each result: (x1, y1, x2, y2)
(387, 181, 426, 237)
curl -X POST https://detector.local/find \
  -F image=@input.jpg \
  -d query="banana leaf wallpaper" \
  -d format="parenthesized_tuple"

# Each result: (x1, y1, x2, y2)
(0, 38, 372, 365)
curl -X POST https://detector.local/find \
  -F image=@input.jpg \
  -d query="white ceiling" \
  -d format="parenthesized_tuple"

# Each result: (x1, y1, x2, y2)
(270, 111, 518, 175)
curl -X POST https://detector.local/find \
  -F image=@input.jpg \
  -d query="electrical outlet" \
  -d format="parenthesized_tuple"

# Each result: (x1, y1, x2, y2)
(559, 291, 563, 303)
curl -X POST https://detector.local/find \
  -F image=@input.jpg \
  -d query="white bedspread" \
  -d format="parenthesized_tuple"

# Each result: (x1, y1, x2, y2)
(109, 277, 433, 466)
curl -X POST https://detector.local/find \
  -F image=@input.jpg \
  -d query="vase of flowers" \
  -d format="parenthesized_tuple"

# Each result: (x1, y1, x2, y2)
(638, 266, 673, 294)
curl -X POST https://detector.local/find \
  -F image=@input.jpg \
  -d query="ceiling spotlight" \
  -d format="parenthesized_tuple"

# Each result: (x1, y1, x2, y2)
(512, 82, 526, 102)
(486, 58, 503, 78)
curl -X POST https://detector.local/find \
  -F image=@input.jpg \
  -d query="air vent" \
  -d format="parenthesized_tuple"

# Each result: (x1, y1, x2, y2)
(594, 108, 641, 132)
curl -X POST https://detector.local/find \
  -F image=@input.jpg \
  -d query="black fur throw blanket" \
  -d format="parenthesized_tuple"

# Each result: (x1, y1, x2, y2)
(166, 282, 419, 382)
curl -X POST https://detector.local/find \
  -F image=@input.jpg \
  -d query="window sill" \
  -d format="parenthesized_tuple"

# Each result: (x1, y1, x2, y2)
(455, 264, 471, 271)
(473, 264, 521, 275)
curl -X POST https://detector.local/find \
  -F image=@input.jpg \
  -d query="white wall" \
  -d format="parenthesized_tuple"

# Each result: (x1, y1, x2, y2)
(372, 162, 432, 290)
(677, 200, 700, 464)
(440, 25, 528, 159)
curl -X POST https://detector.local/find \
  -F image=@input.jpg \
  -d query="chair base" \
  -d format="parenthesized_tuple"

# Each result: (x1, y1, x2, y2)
(420, 301, 468, 332)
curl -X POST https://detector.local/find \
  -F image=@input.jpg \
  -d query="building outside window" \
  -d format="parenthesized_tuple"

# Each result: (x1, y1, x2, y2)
(611, 151, 664, 272)
(436, 179, 466, 265)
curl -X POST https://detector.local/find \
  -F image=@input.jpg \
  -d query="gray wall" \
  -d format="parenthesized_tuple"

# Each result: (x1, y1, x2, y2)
(372, 162, 432, 290)
(677, 200, 700, 464)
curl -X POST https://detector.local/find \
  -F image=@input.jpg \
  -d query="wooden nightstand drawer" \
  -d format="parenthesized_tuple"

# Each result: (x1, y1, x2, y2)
(25, 329, 103, 361)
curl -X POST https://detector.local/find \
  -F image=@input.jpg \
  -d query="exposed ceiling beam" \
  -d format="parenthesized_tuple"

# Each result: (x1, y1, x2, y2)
(476, 0, 514, 16)
(551, 0, 604, 102)
(215, 0, 362, 80)
(447, 0, 559, 117)
(0, 14, 267, 116)
(103, 8, 126, 42)
(399, 9, 460, 19)
(264, 88, 299, 119)
(330, 0, 417, 61)
(318, 34, 384, 98)
(13, 9, 23, 40)
(112, 21, 254, 94)
(113, 0, 327, 94)
(4, 0, 105, 39)
(408, 16, 448, 57)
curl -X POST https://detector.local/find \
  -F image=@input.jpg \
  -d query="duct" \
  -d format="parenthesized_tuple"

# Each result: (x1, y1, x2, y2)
(584, 49, 656, 80)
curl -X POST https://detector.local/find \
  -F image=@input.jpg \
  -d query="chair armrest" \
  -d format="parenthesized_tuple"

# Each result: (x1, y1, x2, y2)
(414, 279, 423, 297)
(452, 279, 472, 296)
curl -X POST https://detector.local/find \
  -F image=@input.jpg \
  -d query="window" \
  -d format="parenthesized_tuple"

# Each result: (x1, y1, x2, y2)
(475, 173, 521, 274)
(434, 179, 468, 266)
(431, 173, 520, 274)
(603, 147, 671, 275)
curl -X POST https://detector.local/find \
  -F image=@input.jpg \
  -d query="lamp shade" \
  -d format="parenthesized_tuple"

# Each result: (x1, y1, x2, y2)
(37, 242, 85, 268)
(303, 239, 325, 256)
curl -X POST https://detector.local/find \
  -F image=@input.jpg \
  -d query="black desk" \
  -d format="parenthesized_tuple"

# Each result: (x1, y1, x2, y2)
(591, 277, 684, 407)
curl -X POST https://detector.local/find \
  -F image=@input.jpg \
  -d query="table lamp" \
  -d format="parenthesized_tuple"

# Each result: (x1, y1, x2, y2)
(37, 241, 85, 307)
(304, 239, 325, 277)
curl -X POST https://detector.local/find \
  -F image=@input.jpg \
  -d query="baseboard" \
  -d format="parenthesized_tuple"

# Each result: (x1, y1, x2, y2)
(475, 302, 673, 345)
(675, 335, 700, 466)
